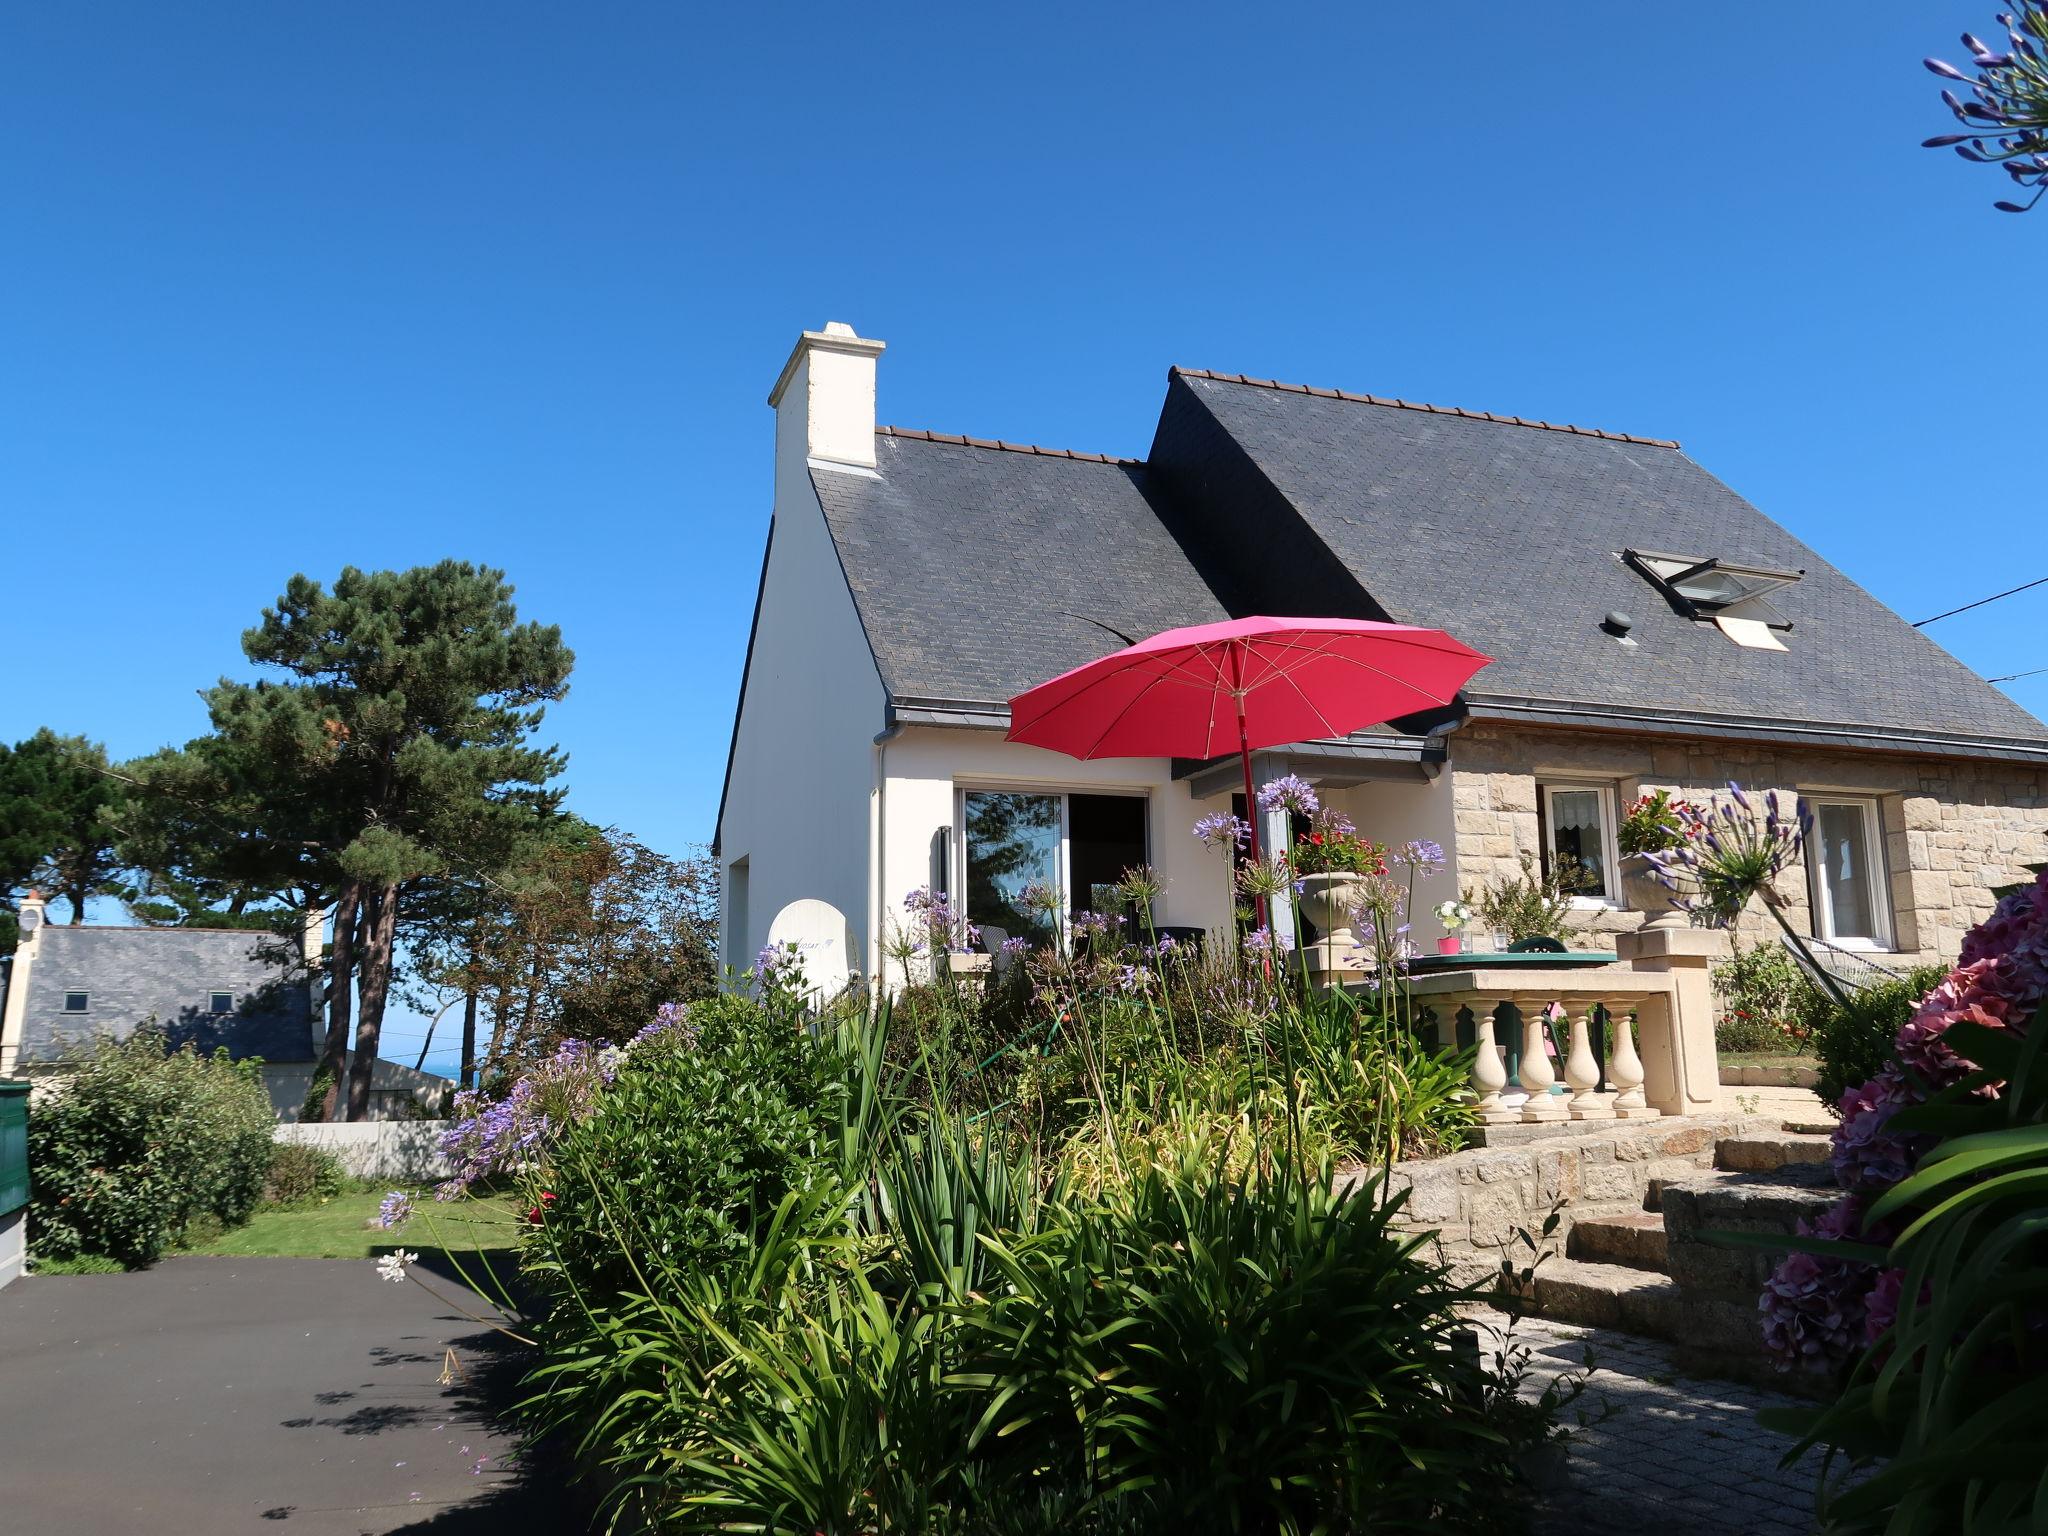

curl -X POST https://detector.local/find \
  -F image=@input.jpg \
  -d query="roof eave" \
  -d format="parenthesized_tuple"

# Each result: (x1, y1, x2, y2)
(1464, 694, 2048, 767)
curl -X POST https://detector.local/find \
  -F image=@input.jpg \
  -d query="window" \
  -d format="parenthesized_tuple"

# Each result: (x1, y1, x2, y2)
(209, 992, 235, 1015)
(959, 789, 1148, 947)
(1806, 796, 1892, 948)
(1624, 548, 1803, 625)
(63, 992, 89, 1014)
(1538, 782, 1619, 904)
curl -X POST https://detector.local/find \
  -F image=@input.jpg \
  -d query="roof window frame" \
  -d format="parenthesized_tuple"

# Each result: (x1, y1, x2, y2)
(1623, 548, 1804, 629)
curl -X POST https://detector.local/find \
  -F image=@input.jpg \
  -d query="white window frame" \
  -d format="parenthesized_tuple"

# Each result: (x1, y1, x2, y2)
(1804, 794, 1893, 950)
(952, 785, 1150, 948)
(208, 991, 235, 1015)
(1538, 781, 1622, 909)
(62, 991, 89, 1014)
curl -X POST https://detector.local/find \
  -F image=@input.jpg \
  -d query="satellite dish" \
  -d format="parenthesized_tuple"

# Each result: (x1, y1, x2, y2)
(765, 899, 854, 1002)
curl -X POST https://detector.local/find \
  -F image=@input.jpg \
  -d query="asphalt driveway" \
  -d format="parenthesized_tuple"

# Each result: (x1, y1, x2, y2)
(0, 1255, 581, 1534)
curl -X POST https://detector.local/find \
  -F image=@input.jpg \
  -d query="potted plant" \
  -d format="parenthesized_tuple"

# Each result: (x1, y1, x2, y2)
(1287, 806, 1388, 952)
(1468, 854, 1581, 951)
(1617, 788, 1701, 930)
(1433, 898, 1475, 955)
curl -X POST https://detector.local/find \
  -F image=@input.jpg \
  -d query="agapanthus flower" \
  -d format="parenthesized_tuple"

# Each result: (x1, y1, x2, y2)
(1193, 812, 1250, 851)
(1256, 775, 1319, 817)
(998, 935, 1032, 958)
(375, 1250, 418, 1284)
(376, 1191, 414, 1231)
(1397, 839, 1445, 873)
(1242, 925, 1294, 956)
(629, 1001, 700, 1053)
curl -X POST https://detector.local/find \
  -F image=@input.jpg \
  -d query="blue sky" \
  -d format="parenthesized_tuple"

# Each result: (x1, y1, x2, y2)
(5, 5, 2042, 1066)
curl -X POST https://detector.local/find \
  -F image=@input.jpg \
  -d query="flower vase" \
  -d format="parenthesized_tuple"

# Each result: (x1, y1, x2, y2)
(1622, 851, 1687, 932)
(1295, 872, 1368, 967)
(1436, 935, 1462, 956)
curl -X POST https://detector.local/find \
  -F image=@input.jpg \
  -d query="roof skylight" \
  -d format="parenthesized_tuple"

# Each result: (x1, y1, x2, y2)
(1624, 548, 1803, 628)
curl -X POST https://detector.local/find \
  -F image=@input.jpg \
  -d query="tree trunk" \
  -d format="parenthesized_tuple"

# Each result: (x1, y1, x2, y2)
(66, 882, 85, 924)
(315, 884, 360, 1122)
(346, 883, 401, 1121)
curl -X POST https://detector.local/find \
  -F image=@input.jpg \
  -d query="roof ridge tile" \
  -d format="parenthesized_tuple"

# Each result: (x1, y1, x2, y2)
(1168, 365, 1680, 449)
(877, 424, 1140, 466)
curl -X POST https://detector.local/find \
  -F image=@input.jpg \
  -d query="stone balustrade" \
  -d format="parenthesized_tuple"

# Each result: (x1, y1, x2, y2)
(1402, 927, 1727, 1120)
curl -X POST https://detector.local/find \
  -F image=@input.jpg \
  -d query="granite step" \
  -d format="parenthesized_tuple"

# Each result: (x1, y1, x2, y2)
(1514, 1257, 1769, 1354)
(1644, 1161, 1737, 1211)
(1567, 1211, 1668, 1270)
(1714, 1132, 1833, 1174)
(1660, 1161, 1840, 1297)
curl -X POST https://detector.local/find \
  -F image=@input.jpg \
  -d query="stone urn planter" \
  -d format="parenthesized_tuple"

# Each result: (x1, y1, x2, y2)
(1295, 871, 1369, 955)
(1621, 850, 1688, 932)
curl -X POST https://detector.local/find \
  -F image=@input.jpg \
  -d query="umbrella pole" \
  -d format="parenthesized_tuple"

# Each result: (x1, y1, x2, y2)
(1236, 695, 1269, 936)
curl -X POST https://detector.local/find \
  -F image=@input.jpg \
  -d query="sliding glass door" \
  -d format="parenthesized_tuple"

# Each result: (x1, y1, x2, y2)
(959, 789, 1147, 948)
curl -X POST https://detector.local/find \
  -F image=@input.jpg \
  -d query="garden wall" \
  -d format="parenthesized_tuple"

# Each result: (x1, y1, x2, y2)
(1378, 1113, 1774, 1283)
(1447, 722, 2048, 965)
(273, 1122, 452, 1183)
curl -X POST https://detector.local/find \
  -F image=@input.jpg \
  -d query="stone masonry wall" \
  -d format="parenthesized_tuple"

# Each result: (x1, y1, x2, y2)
(1448, 722, 2048, 967)
(1379, 1114, 1774, 1285)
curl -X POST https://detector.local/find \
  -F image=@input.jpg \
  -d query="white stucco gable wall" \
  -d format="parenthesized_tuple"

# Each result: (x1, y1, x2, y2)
(717, 473, 887, 982)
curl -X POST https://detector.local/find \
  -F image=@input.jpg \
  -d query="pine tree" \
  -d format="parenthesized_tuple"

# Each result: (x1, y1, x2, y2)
(127, 563, 571, 1118)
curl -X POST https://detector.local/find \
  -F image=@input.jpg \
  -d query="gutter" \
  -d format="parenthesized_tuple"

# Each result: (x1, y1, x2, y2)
(1464, 694, 2048, 766)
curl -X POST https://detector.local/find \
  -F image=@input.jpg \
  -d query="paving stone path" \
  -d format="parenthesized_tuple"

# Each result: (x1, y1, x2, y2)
(1512, 1315, 1849, 1536)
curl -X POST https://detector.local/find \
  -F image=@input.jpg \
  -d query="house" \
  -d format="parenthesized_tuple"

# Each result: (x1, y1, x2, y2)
(0, 893, 448, 1119)
(715, 323, 2048, 994)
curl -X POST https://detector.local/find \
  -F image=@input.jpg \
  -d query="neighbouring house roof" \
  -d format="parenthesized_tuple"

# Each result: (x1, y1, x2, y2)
(11, 925, 319, 1066)
(809, 428, 1234, 710)
(1149, 370, 2048, 760)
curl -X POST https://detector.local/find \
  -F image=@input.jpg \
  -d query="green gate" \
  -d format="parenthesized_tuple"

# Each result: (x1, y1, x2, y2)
(0, 1079, 28, 1219)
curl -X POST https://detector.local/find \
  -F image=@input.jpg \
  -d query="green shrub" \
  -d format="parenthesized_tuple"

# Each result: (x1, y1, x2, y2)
(522, 1013, 1537, 1534)
(1712, 941, 1818, 1053)
(1467, 851, 1579, 943)
(1800, 964, 1947, 1108)
(28, 1028, 275, 1267)
(263, 1141, 347, 1207)
(535, 993, 836, 1300)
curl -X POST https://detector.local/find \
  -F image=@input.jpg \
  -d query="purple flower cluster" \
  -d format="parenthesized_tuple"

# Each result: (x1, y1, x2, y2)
(1255, 775, 1319, 817)
(1193, 811, 1250, 852)
(435, 1038, 615, 1200)
(376, 1191, 415, 1230)
(1923, 8, 2048, 214)
(1758, 867, 2048, 1369)
(1644, 783, 1808, 926)
(1396, 839, 1445, 874)
(904, 886, 981, 955)
(628, 1000, 700, 1053)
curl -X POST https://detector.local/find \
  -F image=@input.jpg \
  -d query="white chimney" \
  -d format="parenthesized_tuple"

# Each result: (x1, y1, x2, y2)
(768, 321, 886, 471)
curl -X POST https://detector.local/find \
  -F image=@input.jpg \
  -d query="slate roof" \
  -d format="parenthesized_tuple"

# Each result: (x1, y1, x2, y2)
(12, 925, 318, 1065)
(772, 368, 2047, 770)
(810, 428, 1233, 707)
(1150, 370, 2048, 756)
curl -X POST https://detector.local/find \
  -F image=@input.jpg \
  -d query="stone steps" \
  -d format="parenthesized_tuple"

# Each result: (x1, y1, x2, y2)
(1566, 1210, 1667, 1269)
(1497, 1122, 1844, 1392)
(1714, 1132, 1832, 1174)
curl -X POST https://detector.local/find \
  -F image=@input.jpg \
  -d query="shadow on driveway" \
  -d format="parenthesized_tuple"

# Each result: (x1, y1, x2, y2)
(0, 1255, 588, 1534)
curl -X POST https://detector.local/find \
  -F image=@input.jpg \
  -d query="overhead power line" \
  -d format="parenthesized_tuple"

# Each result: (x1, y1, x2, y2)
(1915, 574, 2048, 627)
(1988, 664, 2048, 685)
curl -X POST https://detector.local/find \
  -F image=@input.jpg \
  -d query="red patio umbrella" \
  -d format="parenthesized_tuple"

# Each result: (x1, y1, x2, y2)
(1006, 616, 1492, 922)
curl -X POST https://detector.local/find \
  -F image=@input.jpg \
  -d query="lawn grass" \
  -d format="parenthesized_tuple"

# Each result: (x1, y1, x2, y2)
(1717, 1050, 1819, 1068)
(177, 1187, 524, 1260)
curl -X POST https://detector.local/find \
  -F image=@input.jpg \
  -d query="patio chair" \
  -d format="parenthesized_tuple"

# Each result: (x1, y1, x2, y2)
(1779, 930, 1906, 996)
